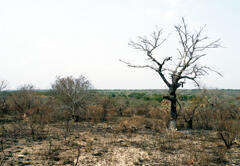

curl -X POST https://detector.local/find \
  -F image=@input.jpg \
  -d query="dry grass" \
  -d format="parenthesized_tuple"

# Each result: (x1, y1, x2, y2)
(1, 119, 240, 166)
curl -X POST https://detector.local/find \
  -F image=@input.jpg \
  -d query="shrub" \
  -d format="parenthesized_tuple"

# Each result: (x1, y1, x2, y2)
(8, 85, 38, 119)
(97, 96, 116, 121)
(51, 75, 93, 122)
(180, 94, 209, 129)
(7, 85, 54, 138)
(86, 104, 105, 122)
(215, 104, 240, 149)
(0, 96, 9, 115)
(149, 106, 170, 122)
(122, 107, 134, 117)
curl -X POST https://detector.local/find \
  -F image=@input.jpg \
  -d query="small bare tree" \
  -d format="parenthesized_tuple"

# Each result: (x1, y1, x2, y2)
(0, 80, 8, 114)
(51, 75, 93, 122)
(0, 80, 7, 92)
(120, 18, 221, 129)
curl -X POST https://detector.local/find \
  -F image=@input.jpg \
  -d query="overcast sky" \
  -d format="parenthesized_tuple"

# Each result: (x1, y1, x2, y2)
(0, 0, 239, 89)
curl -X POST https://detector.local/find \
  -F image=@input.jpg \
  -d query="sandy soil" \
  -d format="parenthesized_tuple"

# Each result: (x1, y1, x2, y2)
(1, 122, 240, 166)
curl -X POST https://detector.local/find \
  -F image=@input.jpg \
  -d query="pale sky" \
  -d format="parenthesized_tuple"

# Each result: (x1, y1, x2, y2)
(0, 0, 239, 89)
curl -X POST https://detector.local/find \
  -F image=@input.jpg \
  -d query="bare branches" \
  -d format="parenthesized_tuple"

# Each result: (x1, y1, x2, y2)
(0, 80, 7, 92)
(120, 18, 222, 129)
(120, 57, 172, 87)
(173, 18, 222, 86)
(179, 75, 200, 87)
(129, 29, 167, 52)
(51, 76, 93, 122)
(121, 17, 221, 89)
(128, 28, 169, 69)
(119, 59, 158, 71)
(121, 28, 173, 87)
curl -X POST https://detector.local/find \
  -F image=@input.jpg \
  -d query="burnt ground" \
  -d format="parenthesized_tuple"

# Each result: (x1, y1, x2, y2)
(1, 121, 240, 166)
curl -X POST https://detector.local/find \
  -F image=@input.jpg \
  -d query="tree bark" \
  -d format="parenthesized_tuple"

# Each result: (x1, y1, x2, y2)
(186, 118, 193, 129)
(169, 88, 178, 130)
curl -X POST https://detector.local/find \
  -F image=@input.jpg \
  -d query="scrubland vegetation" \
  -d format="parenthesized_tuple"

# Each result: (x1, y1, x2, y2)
(0, 76, 240, 165)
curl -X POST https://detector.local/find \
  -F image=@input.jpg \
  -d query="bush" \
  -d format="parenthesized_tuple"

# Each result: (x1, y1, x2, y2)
(149, 106, 170, 124)
(214, 101, 240, 149)
(8, 85, 40, 119)
(7, 85, 54, 138)
(51, 75, 93, 122)
(86, 104, 105, 122)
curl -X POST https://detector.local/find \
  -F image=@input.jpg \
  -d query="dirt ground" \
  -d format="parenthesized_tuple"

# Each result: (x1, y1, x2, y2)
(1, 121, 240, 166)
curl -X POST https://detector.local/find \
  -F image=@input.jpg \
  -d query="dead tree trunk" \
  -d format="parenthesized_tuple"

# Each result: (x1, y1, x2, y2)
(164, 86, 178, 129)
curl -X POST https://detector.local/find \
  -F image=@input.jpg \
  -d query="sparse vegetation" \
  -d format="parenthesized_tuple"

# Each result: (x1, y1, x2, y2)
(1, 87, 240, 165)
(0, 17, 239, 166)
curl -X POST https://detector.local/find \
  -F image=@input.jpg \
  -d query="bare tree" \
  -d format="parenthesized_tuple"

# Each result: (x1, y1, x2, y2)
(0, 80, 8, 114)
(120, 18, 221, 129)
(51, 75, 93, 122)
(0, 80, 7, 92)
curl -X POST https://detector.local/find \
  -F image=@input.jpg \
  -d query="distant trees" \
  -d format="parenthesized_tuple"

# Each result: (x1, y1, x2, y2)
(51, 75, 93, 122)
(121, 18, 221, 129)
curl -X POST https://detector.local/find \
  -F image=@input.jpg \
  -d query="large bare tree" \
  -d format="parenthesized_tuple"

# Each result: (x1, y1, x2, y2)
(120, 18, 221, 129)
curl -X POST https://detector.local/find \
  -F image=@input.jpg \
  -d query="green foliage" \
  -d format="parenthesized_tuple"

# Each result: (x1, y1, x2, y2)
(178, 94, 195, 101)
(152, 94, 164, 103)
(128, 92, 146, 99)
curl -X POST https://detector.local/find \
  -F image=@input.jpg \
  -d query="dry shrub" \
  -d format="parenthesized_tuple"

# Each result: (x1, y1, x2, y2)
(24, 104, 53, 138)
(117, 117, 142, 132)
(8, 85, 39, 119)
(50, 101, 71, 122)
(117, 116, 166, 132)
(114, 98, 129, 116)
(0, 96, 9, 115)
(192, 92, 217, 129)
(134, 102, 150, 116)
(86, 104, 105, 122)
(213, 98, 240, 148)
(148, 100, 170, 125)
(86, 96, 118, 122)
(204, 91, 240, 148)
(179, 94, 209, 129)
(217, 116, 240, 149)
(122, 107, 134, 117)
(149, 106, 170, 120)
(6, 85, 54, 139)
(116, 99, 171, 132)
(194, 108, 215, 129)
(145, 119, 166, 132)
(96, 96, 116, 121)
(134, 101, 158, 117)
(123, 99, 170, 118)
